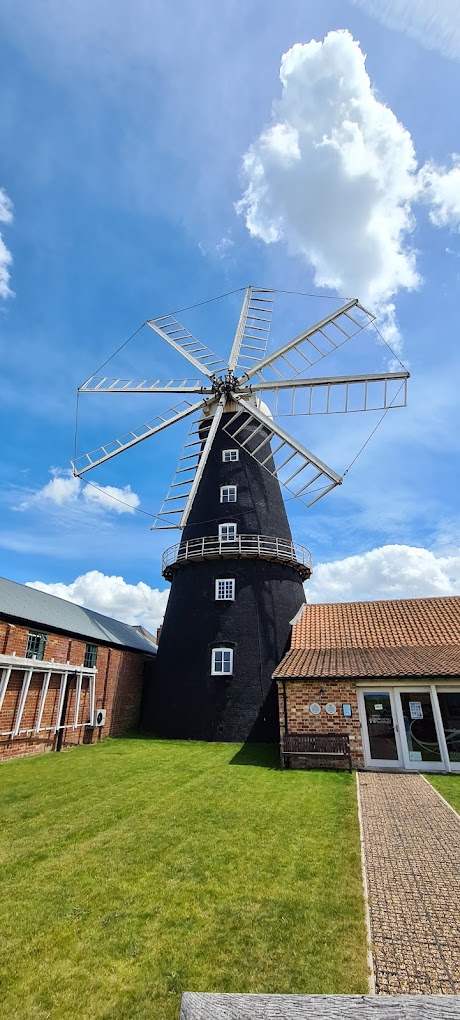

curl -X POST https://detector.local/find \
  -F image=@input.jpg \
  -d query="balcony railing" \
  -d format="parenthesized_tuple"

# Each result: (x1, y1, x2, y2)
(162, 534, 312, 581)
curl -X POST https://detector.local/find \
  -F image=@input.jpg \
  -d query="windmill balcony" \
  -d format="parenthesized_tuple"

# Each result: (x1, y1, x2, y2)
(162, 534, 312, 582)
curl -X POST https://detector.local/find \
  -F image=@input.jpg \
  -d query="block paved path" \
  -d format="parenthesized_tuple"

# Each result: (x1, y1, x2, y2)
(358, 772, 460, 995)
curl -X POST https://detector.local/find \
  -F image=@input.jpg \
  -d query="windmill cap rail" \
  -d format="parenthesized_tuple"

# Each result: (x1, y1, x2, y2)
(162, 534, 312, 581)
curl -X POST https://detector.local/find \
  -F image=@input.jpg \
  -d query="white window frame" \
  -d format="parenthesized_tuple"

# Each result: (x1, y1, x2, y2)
(219, 522, 237, 542)
(222, 449, 239, 463)
(211, 647, 234, 675)
(215, 578, 235, 601)
(220, 485, 237, 503)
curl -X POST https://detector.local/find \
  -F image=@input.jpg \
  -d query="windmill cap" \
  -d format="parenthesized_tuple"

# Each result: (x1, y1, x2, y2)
(201, 394, 273, 419)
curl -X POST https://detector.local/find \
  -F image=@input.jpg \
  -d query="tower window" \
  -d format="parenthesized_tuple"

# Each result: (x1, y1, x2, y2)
(215, 578, 235, 601)
(222, 449, 239, 463)
(219, 522, 237, 542)
(220, 485, 237, 503)
(25, 631, 47, 661)
(211, 648, 233, 675)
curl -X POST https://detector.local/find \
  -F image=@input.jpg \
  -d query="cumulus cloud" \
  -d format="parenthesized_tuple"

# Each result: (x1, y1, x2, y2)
(351, 0, 460, 63)
(27, 570, 168, 631)
(236, 30, 460, 348)
(419, 156, 460, 230)
(20, 468, 140, 514)
(0, 186, 14, 299)
(307, 543, 460, 603)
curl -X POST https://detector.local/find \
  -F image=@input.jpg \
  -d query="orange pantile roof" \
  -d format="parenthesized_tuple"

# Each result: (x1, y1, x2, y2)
(291, 595, 460, 650)
(274, 595, 460, 680)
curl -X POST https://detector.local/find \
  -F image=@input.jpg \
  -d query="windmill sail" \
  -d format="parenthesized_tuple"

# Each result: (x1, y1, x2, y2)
(252, 371, 409, 416)
(228, 287, 275, 373)
(153, 412, 214, 528)
(79, 376, 213, 394)
(147, 314, 228, 377)
(224, 395, 342, 508)
(72, 397, 207, 476)
(240, 300, 375, 383)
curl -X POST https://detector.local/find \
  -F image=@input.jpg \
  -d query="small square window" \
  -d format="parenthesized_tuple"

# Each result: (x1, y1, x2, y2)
(215, 578, 235, 601)
(219, 523, 237, 542)
(84, 644, 98, 669)
(222, 449, 239, 463)
(211, 648, 233, 675)
(25, 631, 47, 661)
(220, 485, 237, 503)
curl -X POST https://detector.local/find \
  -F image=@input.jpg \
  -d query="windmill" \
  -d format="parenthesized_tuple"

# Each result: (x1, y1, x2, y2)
(73, 288, 409, 742)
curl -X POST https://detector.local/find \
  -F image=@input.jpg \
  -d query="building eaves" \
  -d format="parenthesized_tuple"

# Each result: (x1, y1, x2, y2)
(273, 644, 460, 680)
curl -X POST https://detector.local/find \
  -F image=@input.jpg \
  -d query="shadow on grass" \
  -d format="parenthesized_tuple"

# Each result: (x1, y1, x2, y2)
(229, 742, 280, 769)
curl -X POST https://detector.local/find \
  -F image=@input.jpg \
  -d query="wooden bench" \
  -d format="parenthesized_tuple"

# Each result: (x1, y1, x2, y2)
(280, 732, 352, 772)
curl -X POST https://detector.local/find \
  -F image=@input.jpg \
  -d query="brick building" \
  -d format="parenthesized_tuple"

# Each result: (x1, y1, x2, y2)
(274, 595, 460, 773)
(0, 577, 157, 762)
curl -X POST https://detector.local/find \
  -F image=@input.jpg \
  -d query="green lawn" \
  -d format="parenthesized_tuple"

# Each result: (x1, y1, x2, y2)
(428, 774, 460, 814)
(0, 738, 368, 1020)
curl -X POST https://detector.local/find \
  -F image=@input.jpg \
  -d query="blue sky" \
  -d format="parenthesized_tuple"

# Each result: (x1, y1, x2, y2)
(1, 0, 460, 628)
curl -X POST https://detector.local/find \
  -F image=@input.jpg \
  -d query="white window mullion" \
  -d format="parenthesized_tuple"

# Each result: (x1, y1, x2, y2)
(0, 667, 12, 713)
(89, 674, 95, 725)
(74, 673, 83, 729)
(54, 672, 68, 733)
(12, 668, 34, 737)
(34, 670, 52, 734)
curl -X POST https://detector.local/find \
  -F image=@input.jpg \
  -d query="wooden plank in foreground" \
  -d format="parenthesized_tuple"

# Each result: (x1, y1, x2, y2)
(179, 994, 460, 1020)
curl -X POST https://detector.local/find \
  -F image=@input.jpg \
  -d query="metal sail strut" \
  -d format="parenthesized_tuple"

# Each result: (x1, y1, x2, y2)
(72, 397, 208, 476)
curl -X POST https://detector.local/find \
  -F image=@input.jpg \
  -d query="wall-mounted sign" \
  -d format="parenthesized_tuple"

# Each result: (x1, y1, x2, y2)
(342, 703, 352, 718)
(409, 701, 423, 720)
(309, 703, 321, 715)
(325, 703, 337, 715)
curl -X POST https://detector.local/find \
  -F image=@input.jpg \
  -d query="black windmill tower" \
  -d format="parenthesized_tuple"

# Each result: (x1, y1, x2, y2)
(73, 287, 409, 742)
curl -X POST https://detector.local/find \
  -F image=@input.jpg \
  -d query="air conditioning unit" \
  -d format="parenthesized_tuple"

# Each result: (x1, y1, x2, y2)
(91, 708, 106, 728)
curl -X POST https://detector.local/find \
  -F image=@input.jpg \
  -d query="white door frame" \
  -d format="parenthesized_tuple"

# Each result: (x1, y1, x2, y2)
(393, 685, 447, 773)
(357, 688, 404, 769)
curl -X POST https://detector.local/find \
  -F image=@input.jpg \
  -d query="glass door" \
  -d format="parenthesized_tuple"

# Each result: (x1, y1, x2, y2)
(396, 690, 445, 771)
(436, 691, 460, 772)
(360, 690, 403, 767)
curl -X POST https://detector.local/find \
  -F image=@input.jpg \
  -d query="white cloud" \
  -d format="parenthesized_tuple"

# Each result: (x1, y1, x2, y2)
(236, 30, 420, 343)
(236, 29, 460, 349)
(26, 570, 168, 631)
(307, 543, 460, 603)
(20, 468, 140, 514)
(0, 187, 14, 299)
(351, 0, 460, 63)
(419, 156, 460, 230)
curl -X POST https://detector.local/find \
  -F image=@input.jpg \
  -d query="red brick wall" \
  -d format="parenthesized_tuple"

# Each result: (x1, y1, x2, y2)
(0, 620, 150, 762)
(277, 678, 364, 767)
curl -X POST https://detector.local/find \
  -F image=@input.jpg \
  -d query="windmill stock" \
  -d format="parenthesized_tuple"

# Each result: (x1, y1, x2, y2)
(73, 287, 409, 742)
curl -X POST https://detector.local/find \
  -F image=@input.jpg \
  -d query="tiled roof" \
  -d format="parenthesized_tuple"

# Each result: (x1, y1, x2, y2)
(273, 644, 460, 680)
(291, 595, 460, 650)
(274, 595, 460, 680)
(0, 577, 157, 654)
